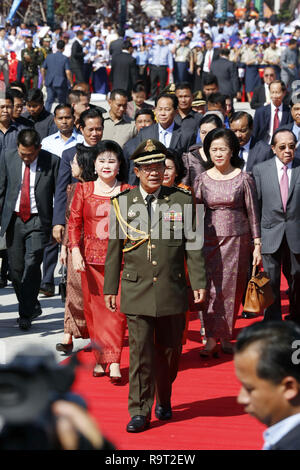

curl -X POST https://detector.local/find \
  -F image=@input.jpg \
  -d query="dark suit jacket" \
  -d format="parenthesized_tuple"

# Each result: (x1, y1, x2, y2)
(200, 48, 220, 71)
(52, 146, 78, 226)
(245, 139, 274, 172)
(42, 51, 71, 89)
(0, 149, 60, 236)
(70, 39, 84, 71)
(21, 108, 57, 141)
(271, 423, 300, 450)
(110, 51, 138, 97)
(252, 104, 293, 144)
(135, 122, 196, 156)
(123, 134, 140, 185)
(210, 57, 239, 98)
(252, 157, 300, 254)
(250, 85, 291, 109)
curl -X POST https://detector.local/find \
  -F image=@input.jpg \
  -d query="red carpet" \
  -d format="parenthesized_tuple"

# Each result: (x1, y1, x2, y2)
(70, 276, 289, 450)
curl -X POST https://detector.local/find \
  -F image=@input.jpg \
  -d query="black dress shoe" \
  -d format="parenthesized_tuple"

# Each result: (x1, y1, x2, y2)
(19, 318, 32, 331)
(126, 415, 150, 433)
(155, 404, 172, 421)
(242, 311, 257, 319)
(39, 283, 55, 297)
(56, 342, 73, 354)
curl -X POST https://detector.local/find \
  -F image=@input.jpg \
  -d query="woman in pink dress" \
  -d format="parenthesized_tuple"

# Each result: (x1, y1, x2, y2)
(194, 128, 262, 357)
(68, 140, 131, 381)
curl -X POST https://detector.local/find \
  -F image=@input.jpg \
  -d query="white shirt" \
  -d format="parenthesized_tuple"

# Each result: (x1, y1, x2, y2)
(264, 83, 271, 105)
(269, 102, 283, 144)
(275, 156, 293, 187)
(203, 49, 214, 73)
(158, 122, 174, 148)
(15, 159, 38, 213)
(240, 139, 251, 171)
(263, 413, 300, 450)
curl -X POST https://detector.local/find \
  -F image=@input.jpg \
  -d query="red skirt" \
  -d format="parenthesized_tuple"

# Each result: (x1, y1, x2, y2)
(81, 264, 127, 364)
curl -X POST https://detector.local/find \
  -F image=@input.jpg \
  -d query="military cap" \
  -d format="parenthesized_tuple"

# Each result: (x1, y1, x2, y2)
(130, 139, 167, 165)
(162, 83, 176, 94)
(192, 90, 206, 106)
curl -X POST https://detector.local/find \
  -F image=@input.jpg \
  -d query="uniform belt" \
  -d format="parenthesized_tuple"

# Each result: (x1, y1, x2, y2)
(152, 65, 167, 68)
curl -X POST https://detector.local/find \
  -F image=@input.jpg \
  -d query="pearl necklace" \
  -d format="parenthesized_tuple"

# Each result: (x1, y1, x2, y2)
(97, 178, 118, 194)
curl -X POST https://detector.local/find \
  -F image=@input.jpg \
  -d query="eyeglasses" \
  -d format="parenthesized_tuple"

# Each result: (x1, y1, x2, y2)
(139, 165, 165, 175)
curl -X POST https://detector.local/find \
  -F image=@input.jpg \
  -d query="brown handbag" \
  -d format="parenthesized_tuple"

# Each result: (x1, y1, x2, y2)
(244, 266, 275, 313)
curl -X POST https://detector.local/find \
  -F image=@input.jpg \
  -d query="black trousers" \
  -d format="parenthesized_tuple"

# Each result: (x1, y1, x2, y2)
(6, 214, 49, 319)
(126, 313, 185, 418)
(149, 65, 168, 100)
(263, 235, 300, 322)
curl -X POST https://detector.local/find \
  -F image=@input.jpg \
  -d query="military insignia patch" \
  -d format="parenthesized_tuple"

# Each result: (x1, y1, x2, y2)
(145, 139, 156, 152)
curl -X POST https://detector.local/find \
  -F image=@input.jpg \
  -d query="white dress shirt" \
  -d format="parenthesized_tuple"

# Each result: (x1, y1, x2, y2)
(15, 159, 38, 213)
(269, 102, 283, 144)
(275, 156, 293, 187)
(240, 139, 251, 171)
(264, 83, 271, 105)
(203, 49, 214, 72)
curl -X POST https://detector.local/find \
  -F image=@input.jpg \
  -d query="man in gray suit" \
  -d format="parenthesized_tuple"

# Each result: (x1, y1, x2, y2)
(253, 129, 300, 323)
(280, 39, 298, 91)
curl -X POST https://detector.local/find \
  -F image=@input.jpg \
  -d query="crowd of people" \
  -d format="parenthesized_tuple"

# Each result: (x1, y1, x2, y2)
(0, 11, 299, 447)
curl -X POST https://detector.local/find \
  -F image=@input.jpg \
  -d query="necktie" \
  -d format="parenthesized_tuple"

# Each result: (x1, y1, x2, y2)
(145, 194, 155, 220)
(208, 51, 212, 70)
(273, 107, 279, 132)
(280, 165, 289, 212)
(19, 163, 31, 222)
(163, 130, 168, 147)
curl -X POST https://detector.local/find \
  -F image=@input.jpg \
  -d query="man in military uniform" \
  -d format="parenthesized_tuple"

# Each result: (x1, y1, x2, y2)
(21, 36, 44, 91)
(104, 139, 206, 433)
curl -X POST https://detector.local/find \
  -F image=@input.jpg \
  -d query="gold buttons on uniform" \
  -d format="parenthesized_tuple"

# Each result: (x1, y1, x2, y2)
(151, 244, 156, 249)
(178, 273, 182, 278)
(153, 277, 158, 282)
(152, 260, 157, 266)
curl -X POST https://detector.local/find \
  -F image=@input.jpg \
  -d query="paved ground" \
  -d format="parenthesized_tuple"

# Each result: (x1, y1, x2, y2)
(0, 98, 252, 365)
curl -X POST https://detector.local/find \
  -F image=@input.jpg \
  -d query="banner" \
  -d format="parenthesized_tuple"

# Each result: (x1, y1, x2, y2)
(7, 0, 23, 22)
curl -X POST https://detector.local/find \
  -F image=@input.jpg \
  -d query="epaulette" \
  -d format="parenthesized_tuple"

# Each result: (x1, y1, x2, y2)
(176, 185, 192, 195)
(111, 188, 131, 200)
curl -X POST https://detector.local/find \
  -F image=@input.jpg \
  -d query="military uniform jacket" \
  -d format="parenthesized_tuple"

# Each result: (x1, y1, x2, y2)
(103, 185, 206, 317)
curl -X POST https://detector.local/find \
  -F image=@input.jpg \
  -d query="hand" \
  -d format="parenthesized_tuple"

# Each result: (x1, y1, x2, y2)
(53, 225, 65, 243)
(59, 245, 67, 265)
(252, 245, 262, 267)
(52, 400, 104, 450)
(104, 294, 117, 312)
(193, 289, 206, 303)
(72, 249, 85, 272)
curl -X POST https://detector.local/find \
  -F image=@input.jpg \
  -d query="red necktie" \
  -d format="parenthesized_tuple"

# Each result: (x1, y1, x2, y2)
(19, 163, 31, 222)
(208, 51, 212, 70)
(280, 165, 289, 212)
(273, 107, 279, 132)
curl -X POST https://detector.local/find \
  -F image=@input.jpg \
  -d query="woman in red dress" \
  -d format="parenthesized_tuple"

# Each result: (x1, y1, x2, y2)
(68, 140, 131, 382)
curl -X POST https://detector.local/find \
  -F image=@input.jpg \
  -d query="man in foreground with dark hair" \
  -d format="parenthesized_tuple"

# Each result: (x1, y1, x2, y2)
(234, 321, 300, 450)
(0, 128, 60, 330)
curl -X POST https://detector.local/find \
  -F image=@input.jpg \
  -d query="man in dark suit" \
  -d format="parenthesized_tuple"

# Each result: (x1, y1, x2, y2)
(110, 39, 138, 98)
(70, 30, 85, 83)
(174, 82, 202, 135)
(199, 36, 219, 85)
(41, 39, 73, 112)
(235, 321, 300, 450)
(230, 111, 273, 172)
(52, 108, 104, 244)
(253, 129, 300, 322)
(210, 48, 239, 99)
(0, 128, 60, 330)
(252, 80, 293, 145)
(279, 98, 300, 142)
(135, 92, 196, 157)
(250, 66, 276, 109)
(104, 139, 206, 432)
